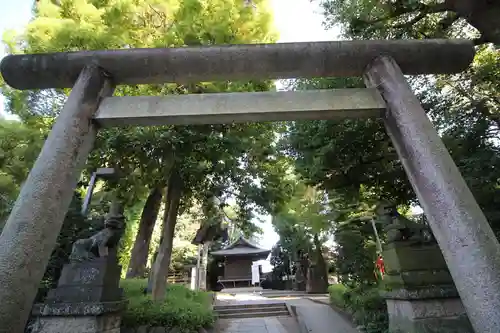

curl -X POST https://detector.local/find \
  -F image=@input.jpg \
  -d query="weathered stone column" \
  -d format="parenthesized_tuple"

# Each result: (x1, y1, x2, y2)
(364, 56, 500, 333)
(0, 65, 113, 333)
(199, 242, 210, 290)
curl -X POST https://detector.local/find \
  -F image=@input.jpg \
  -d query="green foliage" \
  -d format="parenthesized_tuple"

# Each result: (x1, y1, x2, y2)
(270, 176, 334, 291)
(286, 2, 500, 238)
(328, 283, 348, 309)
(4, 0, 289, 233)
(169, 203, 201, 271)
(318, 0, 500, 45)
(334, 216, 379, 287)
(284, 78, 413, 206)
(346, 287, 388, 333)
(121, 279, 215, 332)
(272, 178, 334, 259)
(0, 119, 46, 225)
(328, 284, 388, 333)
(283, 46, 500, 235)
(2, 0, 291, 284)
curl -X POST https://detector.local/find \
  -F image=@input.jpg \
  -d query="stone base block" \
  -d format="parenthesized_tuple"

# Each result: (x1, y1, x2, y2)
(31, 301, 127, 333)
(45, 257, 123, 303)
(384, 269, 453, 289)
(385, 291, 473, 333)
(32, 314, 121, 333)
(383, 243, 448, 274)
(47, 285, 123, 303)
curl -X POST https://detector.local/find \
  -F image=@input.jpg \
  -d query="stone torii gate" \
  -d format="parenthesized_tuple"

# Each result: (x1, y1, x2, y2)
(1, 39, 499, 333)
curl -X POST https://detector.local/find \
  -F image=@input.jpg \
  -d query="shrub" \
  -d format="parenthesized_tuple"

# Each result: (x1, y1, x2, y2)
(328, 284, 349, 309)
(328, 284, 388, 333)
(346, 287, 388, 333)
(121, 279, 215, 333)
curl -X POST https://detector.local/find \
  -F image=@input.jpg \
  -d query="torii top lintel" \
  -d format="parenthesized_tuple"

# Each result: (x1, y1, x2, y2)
(0, 39, 475, 90)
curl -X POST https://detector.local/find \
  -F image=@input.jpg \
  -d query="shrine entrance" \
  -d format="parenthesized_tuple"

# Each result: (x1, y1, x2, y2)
(1, 39, 499, 333)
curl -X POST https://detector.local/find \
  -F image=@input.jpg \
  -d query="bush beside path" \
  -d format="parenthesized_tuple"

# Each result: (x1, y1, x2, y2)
(121, 279, 215, 333)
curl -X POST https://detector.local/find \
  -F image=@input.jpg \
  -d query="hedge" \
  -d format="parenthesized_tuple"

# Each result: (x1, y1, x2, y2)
(328, 284, 389, 333)
(121, 279, 215, 333)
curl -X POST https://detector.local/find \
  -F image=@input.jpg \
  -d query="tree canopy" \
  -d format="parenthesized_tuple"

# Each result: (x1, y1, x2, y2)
(283, 1, 500, 237)
(320, 0, 500, 45)
(1, 0, 294, 301)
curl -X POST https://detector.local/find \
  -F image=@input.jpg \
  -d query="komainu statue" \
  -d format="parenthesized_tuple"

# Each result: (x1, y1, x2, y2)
(69, 201, 125, 263)
(375, 200, 434, 244)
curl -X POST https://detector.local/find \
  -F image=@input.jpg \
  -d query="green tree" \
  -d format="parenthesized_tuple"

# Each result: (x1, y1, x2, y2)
(4, 0, 291, 301)
(320, 0, 500, 45)
(284, 77, 414, 207)
(0, 119, 46, 225)
(285, 1, 500, 237)
(331, 199, 383, 287)
(272, 179, 334, 291)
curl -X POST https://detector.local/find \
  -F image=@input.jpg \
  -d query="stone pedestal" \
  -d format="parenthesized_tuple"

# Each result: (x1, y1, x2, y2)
(32, 302, 125, 333)
(382, 243, 473, 333)
(31, 254, 127, 333)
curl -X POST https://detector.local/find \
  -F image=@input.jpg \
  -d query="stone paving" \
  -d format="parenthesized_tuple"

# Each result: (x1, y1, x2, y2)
(288, 298, 360, 333)
(217, 317, 293, 333)
(214, 290, 359, 333)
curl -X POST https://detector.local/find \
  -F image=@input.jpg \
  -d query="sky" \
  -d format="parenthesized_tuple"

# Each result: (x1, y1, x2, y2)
(0, 0, 33, 119)
(0, 0, 340, 271)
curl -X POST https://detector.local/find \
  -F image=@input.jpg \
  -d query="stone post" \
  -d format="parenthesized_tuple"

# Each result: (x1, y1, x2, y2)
(364, 56, 500, 333)
(195, 244, 202, 290)
(382, 242, 473, 333)
(0, 65, 113, 333)
(199, 242, 210, 291)
(190, 266, 197, 290)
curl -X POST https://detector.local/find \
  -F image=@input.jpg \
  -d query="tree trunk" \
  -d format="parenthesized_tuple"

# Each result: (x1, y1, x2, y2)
(146, 234, 164, 294)
(309, 234, 329, 293)
(126, 185, 163, 278)
(447, 0, 500, 44)
(151, 170, 183, 301)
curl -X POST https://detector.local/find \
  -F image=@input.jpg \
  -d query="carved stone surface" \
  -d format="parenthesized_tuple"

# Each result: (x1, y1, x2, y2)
(31, 201, 126, 333)
(70, 204, 125, 263)
(33, 301, 127, 317)
(386, 298, 473, 333)
(32, 312, 122, 333)
(31, 254, 126, 333)
(383, 285, 460, 300)
(375, 201, 434, 245)
(44, 255, 123, 303)
(383, 243, 446, 274)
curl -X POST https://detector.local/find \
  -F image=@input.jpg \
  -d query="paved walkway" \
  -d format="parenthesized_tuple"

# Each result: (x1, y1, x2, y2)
(288, 298, 360, 333)
(214, 291, 359, 333)
(217, 317, 297, 333)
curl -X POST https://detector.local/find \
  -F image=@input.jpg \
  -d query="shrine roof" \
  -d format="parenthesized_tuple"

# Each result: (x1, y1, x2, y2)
(210, 236, 271, 257)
